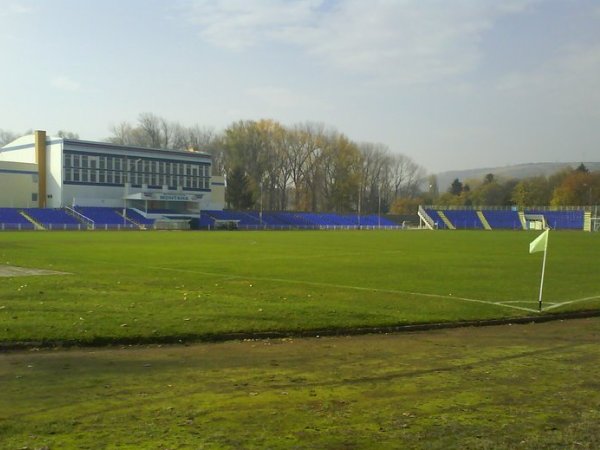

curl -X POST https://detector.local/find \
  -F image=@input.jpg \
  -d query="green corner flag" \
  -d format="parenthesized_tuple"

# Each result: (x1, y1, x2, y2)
(529, 229, 550, 311)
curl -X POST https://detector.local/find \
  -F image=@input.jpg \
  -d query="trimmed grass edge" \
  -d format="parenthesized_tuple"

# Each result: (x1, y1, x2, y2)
(2, 309, 600, 351)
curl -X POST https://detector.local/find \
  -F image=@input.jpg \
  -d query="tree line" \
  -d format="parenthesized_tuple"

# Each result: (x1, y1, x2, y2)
(106, 114, 425, 214)
(431, 164, 600, 209)
(3, 116, 598, 212)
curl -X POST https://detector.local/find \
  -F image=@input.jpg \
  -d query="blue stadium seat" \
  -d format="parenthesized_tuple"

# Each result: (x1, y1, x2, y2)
(0, 208, 35, 230)
(24, 208, 82, 230)
(481, 210, 522, 230)
(443, 210, 483, 229)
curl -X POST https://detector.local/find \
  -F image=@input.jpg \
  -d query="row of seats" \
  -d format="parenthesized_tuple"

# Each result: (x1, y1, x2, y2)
(424, 208, 585, 230)
(0, 206, 587, 231)
(0, 208, 35, 229)
(199, 210, 401, 228)
(526, 210, 584, 230)
(0, 207, 151, 229)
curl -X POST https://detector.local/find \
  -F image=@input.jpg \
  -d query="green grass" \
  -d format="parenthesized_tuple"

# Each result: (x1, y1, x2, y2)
(1, 318, 599, 449)
(0, 230, 599, 344)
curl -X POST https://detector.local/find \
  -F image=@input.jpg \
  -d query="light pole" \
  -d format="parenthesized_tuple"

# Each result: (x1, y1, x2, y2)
(259, 181, 263, 228)
(123, 156, 128, 226)
(378, 185, 381, 228)
(357, 181, 361, 228)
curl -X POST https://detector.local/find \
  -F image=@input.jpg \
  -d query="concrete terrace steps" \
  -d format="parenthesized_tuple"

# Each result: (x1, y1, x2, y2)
(476, 211, 492, 230)
(584, 211, 592, 232)
(19, 211, 45, 230)
(436, 210, 456, 230)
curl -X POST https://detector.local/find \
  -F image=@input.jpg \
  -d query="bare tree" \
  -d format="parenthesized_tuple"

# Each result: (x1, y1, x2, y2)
(0, 129, 18, 147)
(358, 143, 390, 214)
(57, 130, 80, 139)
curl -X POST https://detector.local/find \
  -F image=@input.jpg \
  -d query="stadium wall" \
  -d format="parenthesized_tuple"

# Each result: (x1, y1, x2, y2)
(0, 161, 39, 208)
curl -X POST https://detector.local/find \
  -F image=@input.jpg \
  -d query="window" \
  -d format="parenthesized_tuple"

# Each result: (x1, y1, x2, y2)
(73, 169, 80, 182)
(64, 154, 72, 167)
(32, 193, 38, 202)
(74, 155, 80, 168)
(64, 168, 72, 181)
(82, 155, 88, 168)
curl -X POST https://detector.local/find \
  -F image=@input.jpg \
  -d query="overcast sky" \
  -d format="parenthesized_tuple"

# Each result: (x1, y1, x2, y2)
(1, 0, 599, 173)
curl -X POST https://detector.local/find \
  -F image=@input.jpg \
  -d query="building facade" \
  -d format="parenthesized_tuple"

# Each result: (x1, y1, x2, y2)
(0, 131, 224, 213)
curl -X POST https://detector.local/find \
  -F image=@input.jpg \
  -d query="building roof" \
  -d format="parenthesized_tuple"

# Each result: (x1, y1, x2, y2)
(1, 133, 211, 159)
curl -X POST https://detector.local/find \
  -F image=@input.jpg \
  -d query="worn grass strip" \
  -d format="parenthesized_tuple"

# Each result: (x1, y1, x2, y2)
(1, 318, 599, 449)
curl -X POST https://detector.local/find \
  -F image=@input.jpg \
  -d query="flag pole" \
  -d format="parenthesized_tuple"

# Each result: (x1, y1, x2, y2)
(537, 231, 549, 312)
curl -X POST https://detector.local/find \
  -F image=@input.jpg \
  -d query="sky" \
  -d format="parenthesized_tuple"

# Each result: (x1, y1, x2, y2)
(1, 0, 599, 173)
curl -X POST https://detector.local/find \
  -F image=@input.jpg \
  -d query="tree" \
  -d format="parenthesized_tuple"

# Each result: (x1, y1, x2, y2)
(358, 143, 390, 214)
(286, 123, 324, 211)
(469, 174, 517, 206)
(225, 166, 253, 209)
(511, 176, 552, 207)
(484, 173, 494, 184)
(0, 129, 18, 146)
(449, 178, 463, 196)
(551, 170, 600, 206)
(57, 130, 79, 139)
(319, 131, 362, 213)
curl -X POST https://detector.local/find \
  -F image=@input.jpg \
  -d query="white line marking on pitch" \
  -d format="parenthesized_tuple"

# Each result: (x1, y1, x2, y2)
(544, 295, 600, 311)
(150, 266, 540, 313)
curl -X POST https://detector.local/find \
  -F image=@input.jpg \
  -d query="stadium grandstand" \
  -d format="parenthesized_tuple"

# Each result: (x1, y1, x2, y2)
(418, 205, 595, 231)
(0, 206, 409, 231)
(0, 130, 225, 228)
(1, 131, 596, 232)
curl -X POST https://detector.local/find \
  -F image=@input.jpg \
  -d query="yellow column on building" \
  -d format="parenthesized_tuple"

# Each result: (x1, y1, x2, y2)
(35, 130, 47, 208)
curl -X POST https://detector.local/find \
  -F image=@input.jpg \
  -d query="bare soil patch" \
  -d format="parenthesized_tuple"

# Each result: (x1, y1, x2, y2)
(0, 265, 70, 277)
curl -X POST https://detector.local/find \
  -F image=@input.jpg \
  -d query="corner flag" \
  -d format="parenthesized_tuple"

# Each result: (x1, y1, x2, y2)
(529, 229, 549, 254)
(529, 229, 550, 311)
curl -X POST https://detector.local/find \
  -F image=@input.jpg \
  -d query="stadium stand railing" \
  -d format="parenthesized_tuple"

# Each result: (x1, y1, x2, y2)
(124, 209, 156, 228)
(73, 206, 138, 230)
(24, 208, 84, 230)
(423, 208, 447, 229)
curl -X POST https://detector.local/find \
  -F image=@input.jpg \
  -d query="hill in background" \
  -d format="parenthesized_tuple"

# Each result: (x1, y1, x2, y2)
(435, 162, 600, 191)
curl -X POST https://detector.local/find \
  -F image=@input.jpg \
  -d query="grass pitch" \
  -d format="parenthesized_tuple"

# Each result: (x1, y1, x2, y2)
(1, 318, 599, 449)
(0, 229, 598, 344)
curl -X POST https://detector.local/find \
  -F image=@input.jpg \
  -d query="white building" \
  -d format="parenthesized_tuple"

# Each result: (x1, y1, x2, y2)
(0, 131, 224, 213)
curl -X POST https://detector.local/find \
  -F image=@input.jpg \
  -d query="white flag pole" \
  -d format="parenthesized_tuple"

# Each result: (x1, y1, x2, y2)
(537, 231, 549, 312)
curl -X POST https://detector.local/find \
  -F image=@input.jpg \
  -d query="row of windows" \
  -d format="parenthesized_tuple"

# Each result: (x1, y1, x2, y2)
(64, 168, 209, 190)
(64, 154, 210, 177)
(63, 153, 210, 190)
